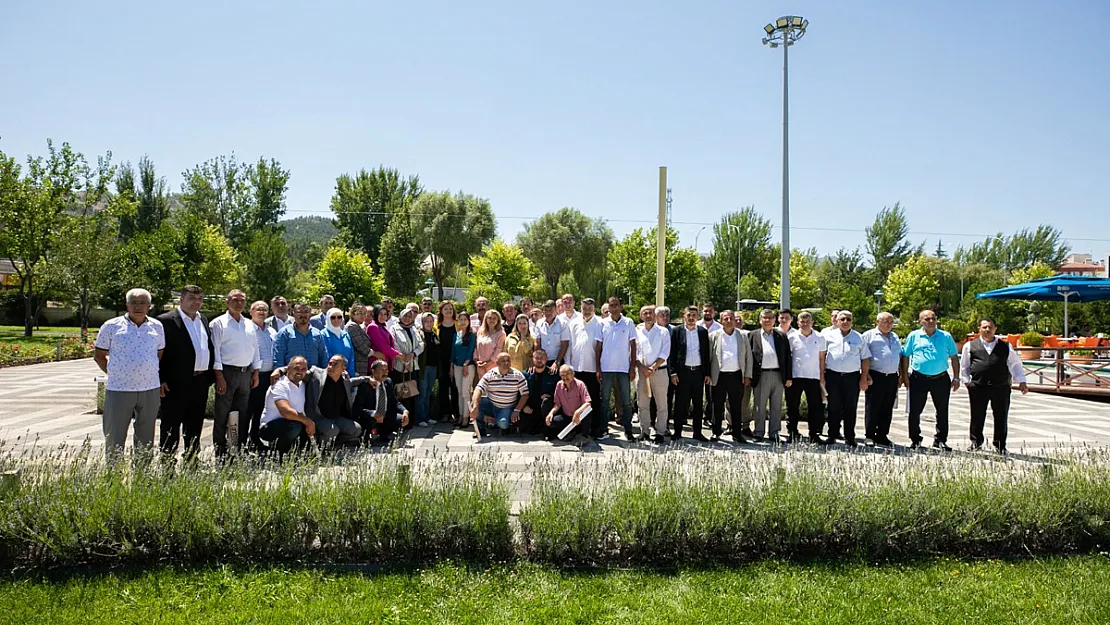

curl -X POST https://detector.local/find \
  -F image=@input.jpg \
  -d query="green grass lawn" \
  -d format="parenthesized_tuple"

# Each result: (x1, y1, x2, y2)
(2, 558, 1106, 624)
(0, 327, 96, 362)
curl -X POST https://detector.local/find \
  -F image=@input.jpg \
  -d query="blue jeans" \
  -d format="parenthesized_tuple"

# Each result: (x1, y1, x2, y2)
(477, 397, 513, 434)
(601, 372, 633, 435)
(417, 364, 437, 423)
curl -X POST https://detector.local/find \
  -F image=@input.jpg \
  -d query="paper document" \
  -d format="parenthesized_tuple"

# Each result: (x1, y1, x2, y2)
(558, 405, 592, 440)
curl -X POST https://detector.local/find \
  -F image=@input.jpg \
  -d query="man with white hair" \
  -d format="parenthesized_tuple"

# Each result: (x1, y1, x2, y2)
(861, 311, 904, 447)
(786, 311, 826, 444)
(94, 288, 165, 458)
(821, 310, 871, 447)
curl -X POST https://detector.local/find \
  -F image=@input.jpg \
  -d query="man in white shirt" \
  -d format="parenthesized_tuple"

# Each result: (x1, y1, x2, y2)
(266, 295, 292, 332)
(748, 309, 793, 443)
(94, 288, 165, 458)
(822, 309, 841, 334)
(669, 305, 711, 441)
(567, 298, 603, 435)
(156, 284, 213, 457)
(634, 304, 671, 443)
(598, 296, 637, 440)
(709, 310, 752, 443)
(697, 304, 723, 428)
(534, 300, 570, 373)
(778, 309, 795, 335)
(258, 356, 315, 456)
(209, 289, 261, 456)
(960, 317, 1028, 453)
(471, 296, 491, 332)
(560, 293, 583, 325)
(786, 311, 826, 444)
(821, 310, 871, 447)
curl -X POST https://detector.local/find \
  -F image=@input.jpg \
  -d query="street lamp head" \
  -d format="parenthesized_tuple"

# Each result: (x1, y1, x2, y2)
(762, 15, 808, 47)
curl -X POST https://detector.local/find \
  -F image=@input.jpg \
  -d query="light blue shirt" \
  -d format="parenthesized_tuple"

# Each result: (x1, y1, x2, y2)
(273, 324, 328, 370)
(861, 328, 903, 375)
(903, 328, 958, 376)
(250, 321, 277, 372)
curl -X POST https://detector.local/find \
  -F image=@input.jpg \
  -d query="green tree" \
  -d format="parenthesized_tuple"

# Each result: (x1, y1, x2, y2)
(309, 246, 385, 310)
(865, 203, 919, 291)
(380, 207, 424, 297)
(704, 207, 776, 310)
(282, 216, 336, 272)
(0, 140, 83, 336)
(114, 161, 138, 238)
(467, 239, 540, 310)
(884, 255, 941, 321)
(246, 157, 290, 233)
(516, 207, 612, 299)
(813, 247, 868, 309)
(409, 191, 496, 302)
(180, 154, 252, 247)
(135, 156, 170, 234)
(606, 227, 705, 309)
(772, 249, 821, 308)
(44, 151, 128, 338)
(242, 229, 292, 304)
(330, 167, 422, 268)
(955, 226, 1069, 271)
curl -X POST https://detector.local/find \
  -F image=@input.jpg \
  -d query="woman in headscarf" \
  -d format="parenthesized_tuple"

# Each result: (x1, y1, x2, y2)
(321, 307, 356, 377)
(365, 304, 399, 371)
(389, 306, 425, 413)
(415, 312, 440, 427)
(436, 301, 459, 423)
(474, 309, 506, 377)
(346, 302, 371, 376)
(506, 313, 535, 372)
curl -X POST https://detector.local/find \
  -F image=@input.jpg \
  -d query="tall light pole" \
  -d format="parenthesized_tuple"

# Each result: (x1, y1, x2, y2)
(728, 224, 742, 309)
(763, 15, 807, 310)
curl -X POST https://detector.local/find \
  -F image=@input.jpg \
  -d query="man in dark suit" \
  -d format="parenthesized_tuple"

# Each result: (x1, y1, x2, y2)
(668, 305, 711, 441)
(748, 309, 793, 443)
(156, 285, 214, 457)
(272, 354, 369, 448)
(353, 359, 409, 445)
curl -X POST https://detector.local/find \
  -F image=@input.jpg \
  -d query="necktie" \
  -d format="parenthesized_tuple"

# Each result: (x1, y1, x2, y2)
(376, 384, 387, 419)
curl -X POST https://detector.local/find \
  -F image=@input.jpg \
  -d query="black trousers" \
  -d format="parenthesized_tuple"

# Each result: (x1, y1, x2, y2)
(968, 384, 1010, 449)
(522, 396, 554, 435)
(576, 371, 603, 437)
(159, 373, 211, 457)
(712, 371, 744, 437)
(908, 371, 951, 444)
(245, 374, 271, 449)
(826, 370, 862, 442)
(546, 410, 590, 440)
(673, 366, 706, 436)
(439, 365, 458, 418)
(864, 371, 899, 440)
(703, 381, 714, 430)
(785, 377, 823, 437)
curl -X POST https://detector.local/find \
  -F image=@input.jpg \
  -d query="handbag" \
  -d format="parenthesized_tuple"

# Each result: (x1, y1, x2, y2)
(395, 371, 419, 400)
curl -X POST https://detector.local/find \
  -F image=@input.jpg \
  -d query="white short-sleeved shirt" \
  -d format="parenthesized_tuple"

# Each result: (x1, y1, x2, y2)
(567, 315, 602, 373)
(94, 315, 165, 392)
(599, 315, 636, 373)
(697, 319, 722, 334)
(262, 376, 306, 425)
(719, 330, 742, 372)
(788, 329, 827, 380)
(534, 315, 570, 359)
(822, 328, 872, 373)
(636, 323, 671, 367)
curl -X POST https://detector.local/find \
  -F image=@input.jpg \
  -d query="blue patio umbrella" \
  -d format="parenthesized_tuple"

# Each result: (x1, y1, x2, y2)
(976, 275, 1110, 337)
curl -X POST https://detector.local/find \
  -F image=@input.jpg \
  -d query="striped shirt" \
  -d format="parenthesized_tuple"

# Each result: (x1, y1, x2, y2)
(476, 367, 529, 408)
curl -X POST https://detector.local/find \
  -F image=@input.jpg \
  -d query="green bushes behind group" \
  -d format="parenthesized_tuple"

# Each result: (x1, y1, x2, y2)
(2, 448, 1110, 571)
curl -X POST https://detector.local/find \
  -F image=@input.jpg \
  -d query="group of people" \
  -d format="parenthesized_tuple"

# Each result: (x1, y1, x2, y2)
(93, 285, 1028, 459)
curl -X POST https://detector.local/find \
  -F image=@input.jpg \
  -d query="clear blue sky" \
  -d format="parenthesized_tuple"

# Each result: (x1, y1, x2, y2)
(2, 0, 1108, 261)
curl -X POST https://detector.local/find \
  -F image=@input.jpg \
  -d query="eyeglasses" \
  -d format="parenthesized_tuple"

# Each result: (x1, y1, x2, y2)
(330, 315, 343, 320)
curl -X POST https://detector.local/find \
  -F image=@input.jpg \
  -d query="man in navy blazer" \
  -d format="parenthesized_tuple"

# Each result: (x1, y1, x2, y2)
(156, 285, 214, 456)
(668, 305, 712, 440)
(353, 359, 409, 444)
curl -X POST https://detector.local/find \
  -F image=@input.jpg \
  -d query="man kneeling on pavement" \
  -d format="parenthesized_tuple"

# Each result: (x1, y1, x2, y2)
(544, 364, 592, 442)
(470, 352, 530, 438)
(268, 354, 367, 449)
(354, 359, 410, 445)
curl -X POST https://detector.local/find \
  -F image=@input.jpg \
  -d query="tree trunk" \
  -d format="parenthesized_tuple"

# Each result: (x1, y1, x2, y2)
(22, 273, 34, 338)
(548, 276, 558, 302)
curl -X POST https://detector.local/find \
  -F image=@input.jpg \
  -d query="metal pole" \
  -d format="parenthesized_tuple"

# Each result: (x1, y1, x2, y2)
(735, 225, 742, 309)
(780, 35, 791, 310)
(1063, 293, 1070, 339)
(656, 166, 667, 306)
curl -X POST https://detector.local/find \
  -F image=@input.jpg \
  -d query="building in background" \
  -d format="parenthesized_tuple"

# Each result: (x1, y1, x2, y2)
(1056, 253, 1108, 278)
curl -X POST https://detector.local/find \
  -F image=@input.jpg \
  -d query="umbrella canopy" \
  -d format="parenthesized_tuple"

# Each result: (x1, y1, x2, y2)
(976, 275, 1110, 337)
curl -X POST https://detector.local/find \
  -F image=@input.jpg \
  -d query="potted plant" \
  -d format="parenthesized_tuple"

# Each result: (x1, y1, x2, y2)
(1068, 348, 1094, 365)
(1019, 332, 1044, 360)
(943, 319, 972, 351)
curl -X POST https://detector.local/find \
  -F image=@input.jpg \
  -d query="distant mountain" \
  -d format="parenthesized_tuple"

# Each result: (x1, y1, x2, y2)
(281, 215, 338, 244)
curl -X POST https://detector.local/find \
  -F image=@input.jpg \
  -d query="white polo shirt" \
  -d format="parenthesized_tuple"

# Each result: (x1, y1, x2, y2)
(599, 315, 636, 373)
(788, 328, 826, 380)
(94, 315, 165, 392)
(567, 314, 602, 373)
(697, 319, 722, 334)
(718, 330, 742, 373)
(262, 376, 306, 425)
(822, 328, 872, 373)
